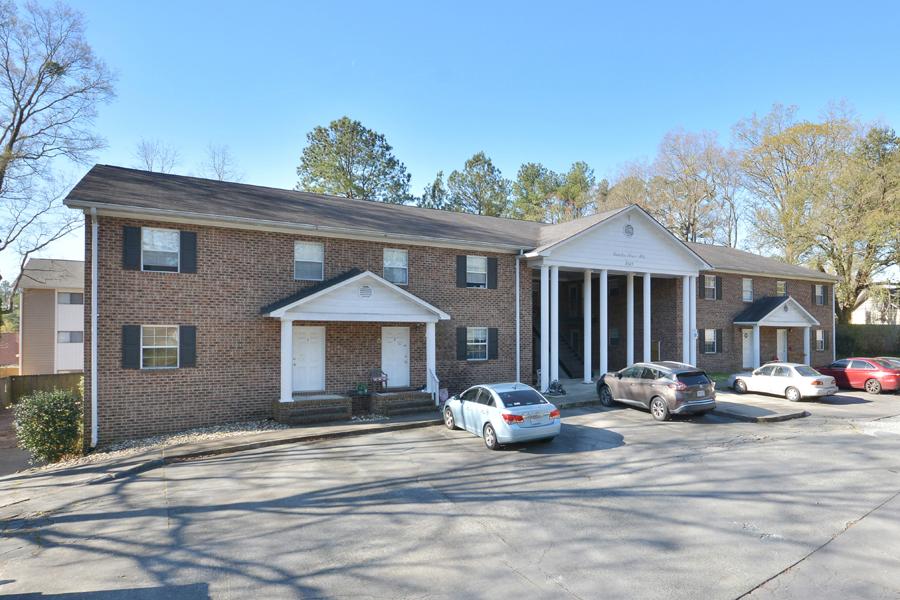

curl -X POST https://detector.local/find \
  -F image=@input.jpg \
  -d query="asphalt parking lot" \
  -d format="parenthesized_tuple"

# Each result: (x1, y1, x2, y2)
(1, 393, 899, 599)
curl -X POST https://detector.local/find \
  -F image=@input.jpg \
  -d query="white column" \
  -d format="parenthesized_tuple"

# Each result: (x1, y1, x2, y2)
(681, 275, 691, 364)
(689, 276, 698, 365)
(803, 326, 811, 365)
(540, 265, 550, 391)
(626, 273, 634, 365)
(599, 269, 609, 375)
(643, 273, 652, 362)
(583, 270, 592, 383)
(550, 265, 560, 383)
(280, 319, 294, 402)
(752, 324, 761, 369)
(426, 321, 436, 393)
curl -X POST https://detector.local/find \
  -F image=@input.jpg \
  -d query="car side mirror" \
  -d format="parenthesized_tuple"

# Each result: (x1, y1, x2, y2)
(752, 370, 761, 376)
(616, 372, 623, 379)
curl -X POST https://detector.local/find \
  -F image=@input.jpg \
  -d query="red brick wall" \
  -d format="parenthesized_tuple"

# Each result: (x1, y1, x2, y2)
(84, 215, 532, 444)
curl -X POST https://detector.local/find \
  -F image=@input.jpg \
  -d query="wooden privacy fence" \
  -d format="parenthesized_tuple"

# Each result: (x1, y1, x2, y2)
(0, 373, 83, 407)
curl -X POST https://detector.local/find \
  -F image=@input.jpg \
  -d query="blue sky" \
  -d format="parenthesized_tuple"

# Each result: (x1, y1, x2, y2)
(9, 0, 900, 276)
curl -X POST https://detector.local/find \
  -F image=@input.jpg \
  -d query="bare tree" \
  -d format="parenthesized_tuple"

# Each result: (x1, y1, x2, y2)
(133, 138, 180, 173)
(0, 0, 115, 321)
(200, 143, 242, 181)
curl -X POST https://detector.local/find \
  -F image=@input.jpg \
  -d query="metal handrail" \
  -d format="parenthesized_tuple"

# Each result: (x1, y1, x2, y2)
(428, 369, 440, 405)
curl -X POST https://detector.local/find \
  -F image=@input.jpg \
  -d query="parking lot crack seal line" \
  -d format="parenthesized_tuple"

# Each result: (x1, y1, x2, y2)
(735, 487, 900, 599)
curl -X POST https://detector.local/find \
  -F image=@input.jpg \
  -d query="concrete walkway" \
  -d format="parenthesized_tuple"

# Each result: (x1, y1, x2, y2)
(0, 405, 30, 476)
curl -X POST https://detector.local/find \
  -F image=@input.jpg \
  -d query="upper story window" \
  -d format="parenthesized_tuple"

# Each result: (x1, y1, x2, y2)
(776, 280, 787, 296)
(704, 275, 716, 300)
(141, 325, 179, 369)
(466, 256, 488, 288)
(58, 292, 84, 305)
(466, 327, 488, 360)
(815, 284, 825, 305)
(294, 241, 324, 281)
(383, 248, 408, 285)
(742, 278, 753, 303)
(142, 227, 180, 272)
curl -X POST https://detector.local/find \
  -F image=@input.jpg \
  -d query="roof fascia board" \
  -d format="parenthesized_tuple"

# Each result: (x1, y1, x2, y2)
(70, 200, 528, 254)
(526, 256, 699, 276)
(703, 267, 838, 283)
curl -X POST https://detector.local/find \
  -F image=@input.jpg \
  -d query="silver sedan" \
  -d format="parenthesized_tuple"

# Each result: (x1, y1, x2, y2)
(442, 382, 561, 450)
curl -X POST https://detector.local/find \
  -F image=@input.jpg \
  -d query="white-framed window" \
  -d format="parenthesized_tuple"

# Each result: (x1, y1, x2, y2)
(815, 284, 825, 305)
(141, 227, 180, 272)
(742, 278, 753, 303)
(57, 331, 83, 343)
(294, 241, 324, 281)
(466, 256, 487, 288)
(58, 292, 84, 305)
(815, 329, 825, 351)
(776, 280, 787, 296)
(383, 248, 408, 285)
(466, 327, 488, 360)
(704, 275, 716, 300)
(141, 325, 179, 369)
(703, 328, 717, 354)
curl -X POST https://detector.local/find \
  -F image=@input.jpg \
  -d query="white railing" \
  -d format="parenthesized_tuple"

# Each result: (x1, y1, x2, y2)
(428, 369, 440, 406)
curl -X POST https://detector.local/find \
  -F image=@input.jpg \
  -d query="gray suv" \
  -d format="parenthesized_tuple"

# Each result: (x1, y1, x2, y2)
(596, 361, 716, 421)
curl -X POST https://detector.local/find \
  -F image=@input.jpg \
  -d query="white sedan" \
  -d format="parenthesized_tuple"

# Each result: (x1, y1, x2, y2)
(442, 382, 561, 450)
(731, 362, 838, 401)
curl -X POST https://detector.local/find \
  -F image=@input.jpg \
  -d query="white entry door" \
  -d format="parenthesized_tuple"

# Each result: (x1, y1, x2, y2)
(293, 326, 325, 392)
(776, 329, 788, 362)
(381, 326, 410, 388)
(741, 329, 753, 369)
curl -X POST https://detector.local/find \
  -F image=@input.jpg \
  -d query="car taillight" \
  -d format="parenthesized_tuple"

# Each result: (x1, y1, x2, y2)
(811, 380, 824, 386)
(668, 381, 688, 391)
(549, 409, 560, 419)
(501, 413, 524, 424)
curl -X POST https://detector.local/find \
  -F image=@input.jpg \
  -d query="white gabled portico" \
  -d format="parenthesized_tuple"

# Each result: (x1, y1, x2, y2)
(263, 270, 450, 403)
(525, 206, 711, 391)
(734, 296, 820, 368)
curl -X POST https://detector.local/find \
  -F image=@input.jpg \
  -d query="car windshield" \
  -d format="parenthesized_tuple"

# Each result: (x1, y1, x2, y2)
(498, 389, 548, 407)
(675, 371, 710, 385)
(794, 365, 820, 376)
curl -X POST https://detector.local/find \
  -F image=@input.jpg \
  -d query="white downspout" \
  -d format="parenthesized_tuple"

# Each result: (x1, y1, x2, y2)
(515, 250, 523, 382)
(90, 208, 99, 448)
(831, 284, 836, 361)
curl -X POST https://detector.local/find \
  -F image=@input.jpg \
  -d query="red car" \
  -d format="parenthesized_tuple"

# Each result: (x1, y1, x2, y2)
(817, 358, 900, 394)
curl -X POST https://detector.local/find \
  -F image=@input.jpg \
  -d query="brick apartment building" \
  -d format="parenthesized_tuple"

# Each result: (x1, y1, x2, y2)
(64, 165, 837, 445)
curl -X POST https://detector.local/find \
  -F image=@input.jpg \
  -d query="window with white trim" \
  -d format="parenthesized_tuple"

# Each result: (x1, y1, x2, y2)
(815, 329, 825, 351)
(383, 248, 408, 285)
(141, 325, 179, 369)
(294, 241, 324, 281)
(466, 256, 487, 288)
(776, 280, 787, 296)
(57, 331, 83, 343)
(704, 275, 716, 300)
(815, 284, 825, 305)
(58, 292, 84, 305)
(742, 278, 753, 303)
(703, 328, 716, 354)
(466, 327, 488, 360)
(142, 227, 180, 272)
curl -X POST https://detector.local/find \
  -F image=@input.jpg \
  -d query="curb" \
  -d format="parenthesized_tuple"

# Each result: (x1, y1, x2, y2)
(86, 418, 442, 485)
(711, 408, 809, 423)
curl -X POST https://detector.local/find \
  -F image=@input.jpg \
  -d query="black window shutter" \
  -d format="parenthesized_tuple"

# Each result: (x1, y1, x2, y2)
(715, 276, 723, 300)
(697, 330, 702, 356)
(456, 327, 467, 360)
(487, 257, 498, 289)
(784, 282, 789, 297)
(122, 325, 140, 369)
(488, 328, 499, 359)
(180, 231, 197, 273)
(824, 330, 830, 351)
(811, 284, 816, 305)
(179, 325, 197, 367)
(825, 286, 830, 306)
(715, 329, 723, 354)
(122, 226, 141, 270)
(456, 256, 466, 288)
(698, 275, 704, 298)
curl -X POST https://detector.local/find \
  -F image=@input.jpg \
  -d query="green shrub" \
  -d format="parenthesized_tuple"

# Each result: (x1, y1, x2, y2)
(13, 389, 83, 463)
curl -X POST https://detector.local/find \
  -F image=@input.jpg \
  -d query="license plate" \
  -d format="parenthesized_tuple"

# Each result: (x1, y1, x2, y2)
(529, 415, 545, 424)
(697, 390, 705, 397)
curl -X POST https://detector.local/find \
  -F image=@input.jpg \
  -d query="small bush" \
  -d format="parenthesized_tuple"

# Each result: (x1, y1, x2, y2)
(14, 389, 83, 463)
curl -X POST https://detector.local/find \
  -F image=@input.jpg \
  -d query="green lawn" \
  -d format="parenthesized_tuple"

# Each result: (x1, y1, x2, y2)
(706, 372, 734, 388)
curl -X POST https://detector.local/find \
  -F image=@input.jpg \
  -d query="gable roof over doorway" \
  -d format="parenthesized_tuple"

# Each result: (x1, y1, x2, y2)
(262, 269, 451, 322)
(733, 296, 819, 327)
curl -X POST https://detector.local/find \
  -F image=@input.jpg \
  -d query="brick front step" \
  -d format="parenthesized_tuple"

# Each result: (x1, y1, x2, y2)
(274, 397, 352, 425)
(373, 391, 435, 417)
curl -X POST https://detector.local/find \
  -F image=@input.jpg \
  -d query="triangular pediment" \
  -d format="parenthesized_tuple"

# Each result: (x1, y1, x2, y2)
(734, 296, 819, 327)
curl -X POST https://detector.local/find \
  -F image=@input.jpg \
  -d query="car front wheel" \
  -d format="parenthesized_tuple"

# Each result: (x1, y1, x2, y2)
(734, 379, 747, 394)
(444, 407, 457, 430)
(865, 379, 882, 394)
(483, 423, 500, 450)
(599, 385, 615, 407)
(650, 397, 670, 421)
(785, 387, 801, 402)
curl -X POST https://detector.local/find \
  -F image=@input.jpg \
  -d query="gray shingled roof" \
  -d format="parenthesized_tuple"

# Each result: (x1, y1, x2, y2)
(64, 165, 835, 282)
(19, 258, 84, 290)
(732, 296, 791, 323)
